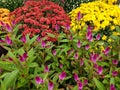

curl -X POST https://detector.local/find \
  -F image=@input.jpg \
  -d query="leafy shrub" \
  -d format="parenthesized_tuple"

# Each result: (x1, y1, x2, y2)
(0, 0, 24, 11)
(0, 22, 120, 90)
(10, 0, 70, 42)
(69, 1, 120, 44)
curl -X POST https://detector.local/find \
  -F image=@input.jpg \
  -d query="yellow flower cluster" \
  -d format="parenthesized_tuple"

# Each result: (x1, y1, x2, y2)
(99, 0, 117, 5)
(0, 8, 11, 26)
(69, 1, 120, 32)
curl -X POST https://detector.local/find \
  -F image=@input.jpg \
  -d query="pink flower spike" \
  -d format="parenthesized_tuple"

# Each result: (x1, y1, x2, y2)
(87, 25, 92, 31)
(11, 20, 16, 26)
(112, 71, 118, 77)
(74, 52, 79, 59)
(112, 60, 118, 65)
(85, 44, 90, 50)
(6, 23, 12, 32)
(18, 55, 25, 62)
(59, 71, 66, 80)
(96, 34, 101, 40)
(66, 23, 70, 30)
(21, 36, 26, 43)
(77, 12, 82, 21)
(110, 84, 116, 90)
(77, 40, 81, 48)
(86, 31, 92, 40)
(80, 58, 84, 66)
(44, 65, 49, 73)
(37, 36, 41, 42)
(0, 21, 5, 27)
(0, 39, 5, 43)
(6, 36, 12, 45)
(97, 66, 103, 75)
(48, 81, 54, 90)
(55, 24, 59, 31)
(103, 47, 110, 55)
(23, 53, 28, 59)
(35, 76, 44, 84)
(52, 49, 56, 56)
(41, 40, 46, 48)
(73, 73, 79, 82)
(84, 79, 88, 85)
(78, 81, 83, 90)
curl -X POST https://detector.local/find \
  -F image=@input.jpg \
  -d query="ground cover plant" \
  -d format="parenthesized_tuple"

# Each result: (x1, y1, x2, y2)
(0, 0, 120, 90)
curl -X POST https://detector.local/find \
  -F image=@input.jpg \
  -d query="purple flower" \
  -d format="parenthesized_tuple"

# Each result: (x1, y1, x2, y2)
(80, 58, 84, 66)
(85, 44, 90, 50)
(84, 79, 88, 85)
(5, 23, 12, 32)
(97, 66, 103, 75)
(77, 12, 82, 21)
(73, 73, 79, 82)
(48, 81, 54, 90)
(103, 47, 110, 55)
(66, 23, 70, 30)
(78, 81, 83, 90)
(110, 84, 116, 90)
(59, 63, 63, 68)
(0, 21, 5, 27)
(11, 20, 16, 26)
(69, 35, 73, 40)
(74, 52, 79, 59)
(112, 60, 118, 65)
(35, 76, 44, 84)
(0, 39, 5, 43)
(87, 25, 92, 31)
(41, 40, 46, 48)
(112, 71, 118, 77)
(18, 53, 28, 62)
(8, 57, 13, 61)
(44, 65, 49, 73)
(86, 31, 93, 41)
(77, 40, 81, 48)
(59, 71, 66, 80)
(96, 33, 101, 40)
(6, 36, 12, 45)
(52, 49, 56, 56)
(21, 36, 26, 43)
(94, 64, 99, 69)
(37, 36, 41, 42)
(55, 24, 59, 31)
(90, 53, 99, 63)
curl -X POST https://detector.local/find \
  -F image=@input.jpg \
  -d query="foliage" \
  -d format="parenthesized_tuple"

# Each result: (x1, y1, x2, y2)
(0, 21, 120, 89)
(0, 0, 24, 11)
(69, 1, 120, 44)
(10, 0, 70, 42)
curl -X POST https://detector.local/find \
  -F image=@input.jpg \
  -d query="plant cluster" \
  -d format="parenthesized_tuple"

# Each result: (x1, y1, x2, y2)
(0, 0, 24, 11)
(0, 23, 120, 90)
(10, 0, 70, 42)
(69, 1, 120, 44)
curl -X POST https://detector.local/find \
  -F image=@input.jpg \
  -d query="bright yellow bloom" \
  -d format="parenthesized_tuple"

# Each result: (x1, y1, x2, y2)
(102, 35, 107, 40)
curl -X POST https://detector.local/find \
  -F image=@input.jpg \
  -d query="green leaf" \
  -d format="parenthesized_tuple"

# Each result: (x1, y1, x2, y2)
(47, 33, 55, 38)
(0, 80, 6, 90)
(3, 69, 19, 89)
(60, 39, 69, 42)
(28, 35, 38, 46)
(93, 77, 105, 90)
(28, 62, 39, 67)
(73, 85, 78, 90)
(110, 77, 115, 84)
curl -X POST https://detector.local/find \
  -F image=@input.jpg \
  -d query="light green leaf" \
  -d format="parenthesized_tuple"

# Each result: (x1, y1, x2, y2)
(93, 77, 105, 90)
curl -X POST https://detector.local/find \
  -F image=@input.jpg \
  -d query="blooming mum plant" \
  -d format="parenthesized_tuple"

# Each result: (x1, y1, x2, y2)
(69, 1, 120, 46)
(10, 0, 70, 42)
(0, 21, 120, 90)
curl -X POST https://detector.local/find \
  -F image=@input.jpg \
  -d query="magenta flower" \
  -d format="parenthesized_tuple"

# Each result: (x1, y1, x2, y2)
(103, 47, 110, 55)
(85, 44, 90, 50)
(69, 35, 73, 40)
(94, 64, 99, 69)
(74, 51, 79, 59)
(44, 65, 49, 73)
(87, 25, 92, 31)
(21, 36, 26, 43)
(73, 73, 79, 82)
(5, 23, 12, 32)
(77, 12, 82, 21)
(37, 36, 41, 42)
(18, 53, 28, 62)
(112, 71, 118, 77)
(112, 60, 118, 65)
(35, 76, 44, 84)
(110, 84, 116, 90)
(66, 23, 70, 30)
(11, 20, 16, 26)
(41, 40, 46, 48)
(55, 24, 59, 31)
(90, 53, 99, 63)
(78, 81, 83, 90)
(59, 71, 66, 80)
(8, 57, 13, 61)
(96, 33, 101, 40)
(86, 31, 93, 41)
(59, 63, 63, 68)
(52, 49, 56, 56)
(97, 66, 103, 75)
(0, 21, 5, 26)
(84, 79, 88, 85)
(48, 81, 54, 90)
(6, 36, 12, 45)
(77, 40, 81, 48)
(0, 39, 5, 43)
(80, 58, 84, 66)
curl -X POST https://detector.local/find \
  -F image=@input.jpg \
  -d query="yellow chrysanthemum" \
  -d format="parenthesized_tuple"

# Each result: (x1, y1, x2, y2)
(102, 35, 107, 40)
